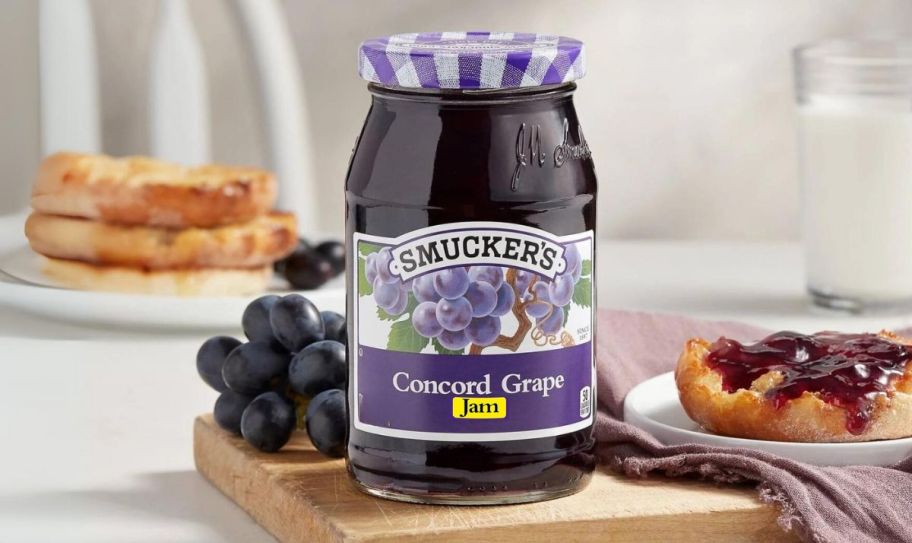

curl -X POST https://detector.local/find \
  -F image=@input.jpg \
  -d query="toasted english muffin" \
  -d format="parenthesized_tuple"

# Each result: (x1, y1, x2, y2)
(675, 332, 912, 443)
(31, 152, 276, 228)
(25, 211, 296, 270)
(41, 257, 271, 297)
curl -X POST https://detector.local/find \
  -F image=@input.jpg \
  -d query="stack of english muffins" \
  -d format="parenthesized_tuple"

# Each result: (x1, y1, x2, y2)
(25, 152, 297, 296)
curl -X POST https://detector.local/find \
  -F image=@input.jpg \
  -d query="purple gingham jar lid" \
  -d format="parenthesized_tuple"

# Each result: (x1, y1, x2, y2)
(358, 31, 586, 89)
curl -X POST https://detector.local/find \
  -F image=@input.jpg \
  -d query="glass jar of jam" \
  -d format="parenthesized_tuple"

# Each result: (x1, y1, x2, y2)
(345, 32, 597, 505)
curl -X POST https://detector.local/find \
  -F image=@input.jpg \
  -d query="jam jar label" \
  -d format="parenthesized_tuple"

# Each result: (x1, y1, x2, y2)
(352, 222, 594, 441)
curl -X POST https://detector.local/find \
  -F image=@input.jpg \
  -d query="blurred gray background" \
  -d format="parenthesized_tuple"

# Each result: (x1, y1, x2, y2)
(2, 0, 912, 239)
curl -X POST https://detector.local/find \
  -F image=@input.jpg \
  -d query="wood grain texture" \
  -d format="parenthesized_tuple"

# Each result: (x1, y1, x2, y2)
(193, 415, 798, 543)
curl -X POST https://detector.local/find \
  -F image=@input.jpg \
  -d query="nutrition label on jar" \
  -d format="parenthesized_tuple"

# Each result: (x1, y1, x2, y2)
(351, 222, 595, 442)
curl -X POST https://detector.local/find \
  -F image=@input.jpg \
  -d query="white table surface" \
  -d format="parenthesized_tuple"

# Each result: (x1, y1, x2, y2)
(2, 240, 910, 542)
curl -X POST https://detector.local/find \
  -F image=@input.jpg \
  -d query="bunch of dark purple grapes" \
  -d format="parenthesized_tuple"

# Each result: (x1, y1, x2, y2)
(363, 242, 588, 352)
(517, 243, 585, 337)
(365, 248, 515, 351)
(275, 239, 344, 290)
(196, 294, 348, 457)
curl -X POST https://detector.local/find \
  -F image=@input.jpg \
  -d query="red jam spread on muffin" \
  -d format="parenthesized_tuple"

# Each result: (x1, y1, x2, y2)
(707, 332, 911, 434)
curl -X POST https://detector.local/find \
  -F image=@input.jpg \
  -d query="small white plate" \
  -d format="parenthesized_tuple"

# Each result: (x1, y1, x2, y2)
(624, 372, 912, 466)
(0, 212, 344, 331)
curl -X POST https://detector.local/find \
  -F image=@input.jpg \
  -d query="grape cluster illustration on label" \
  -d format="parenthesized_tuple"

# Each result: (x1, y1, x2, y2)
(357, 238, 592, 355)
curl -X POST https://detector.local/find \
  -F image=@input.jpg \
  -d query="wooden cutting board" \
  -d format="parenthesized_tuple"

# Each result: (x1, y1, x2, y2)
(193, 415, 796, 542)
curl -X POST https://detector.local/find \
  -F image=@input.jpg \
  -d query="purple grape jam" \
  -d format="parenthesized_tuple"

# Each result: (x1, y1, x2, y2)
(706, 331, 911, 434)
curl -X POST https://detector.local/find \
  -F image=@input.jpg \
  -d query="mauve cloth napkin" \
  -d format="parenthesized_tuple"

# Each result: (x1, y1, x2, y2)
(594, 309, 912, 543)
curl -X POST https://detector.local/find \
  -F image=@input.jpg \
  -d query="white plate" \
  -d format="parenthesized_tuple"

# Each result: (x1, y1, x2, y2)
(0, 212, 344, 331)
(623, 372, 912, 466)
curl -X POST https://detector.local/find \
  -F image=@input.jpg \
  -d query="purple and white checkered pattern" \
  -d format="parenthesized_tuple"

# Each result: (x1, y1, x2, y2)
(358, 32, 586, 89)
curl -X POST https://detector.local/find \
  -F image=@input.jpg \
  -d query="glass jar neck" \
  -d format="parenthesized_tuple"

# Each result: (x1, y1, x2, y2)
(367, 82, 576, 106)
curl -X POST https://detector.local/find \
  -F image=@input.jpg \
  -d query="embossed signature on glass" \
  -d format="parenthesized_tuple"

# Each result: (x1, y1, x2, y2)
(512, 119, 592, 190)
(554, 119, 591, 167)
(512, 122, 545, 190)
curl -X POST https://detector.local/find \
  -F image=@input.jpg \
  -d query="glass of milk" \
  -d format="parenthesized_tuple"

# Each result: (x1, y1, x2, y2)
(795, 39, 912, 312)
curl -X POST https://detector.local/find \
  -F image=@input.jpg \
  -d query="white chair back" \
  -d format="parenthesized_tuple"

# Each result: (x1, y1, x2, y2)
(39, 0, 100, 155)
(150, 0, 210, 165)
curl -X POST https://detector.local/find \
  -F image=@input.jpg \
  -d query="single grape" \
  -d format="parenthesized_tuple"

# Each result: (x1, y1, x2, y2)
(282, 247, 335, 290)
(436, 297, 472, 331)
(321, 311, 346, 344)
(570, 260, 582, 282)
(375, 247, 397, 284)
(269, 294, 325, 352)
(196, 336, 241, 392)
(548, 274, 574, 307)
(315, 240, 345, 275)
(275, 239, 311, 273)
(412, 274, 441, 303)
(531, 281, 551, 303)
(463, 281, 497, 317)
(525, 300, 552, 319)
(213, 390, 255, 435)
(242, 295, 282, 346)
(465, 316, 501, 347)
(537, 305, 564, 335)
(563, 243, 581, 276)
(489, 282, 515, 317)
(468, 266, 503, 289)
(514, 269, 534, 295)
(222, 341, 291, 395)
(365, 253, 379, 284)
(288, 340, 347, 398)
(412, 301, 443, 338)
(372, 277, 401, 310)
(305, 389, 347, 458)
(385, 283, 410, 315)
(241, 391, 296, 453)
(438, 329, 471, 350)
(433, 268, 470, 299)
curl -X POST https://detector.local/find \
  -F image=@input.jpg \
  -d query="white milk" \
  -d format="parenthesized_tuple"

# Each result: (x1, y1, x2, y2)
(799, 97, 912, 303)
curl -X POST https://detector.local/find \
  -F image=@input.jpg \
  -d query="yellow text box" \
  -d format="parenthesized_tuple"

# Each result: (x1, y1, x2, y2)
(452, 397, 506, 419)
